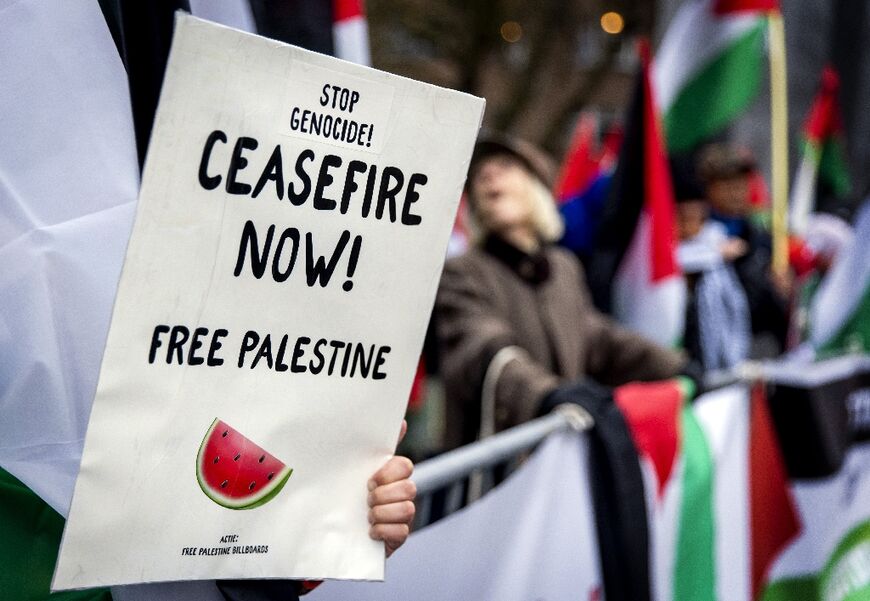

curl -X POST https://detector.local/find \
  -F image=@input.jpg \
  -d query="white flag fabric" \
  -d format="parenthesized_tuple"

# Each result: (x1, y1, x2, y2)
(332, 0, 371, 66)
(808, 201, 870, 355)
(763, 444, 870, 600)
(311, 431, 603, 601)
(188, 0, 255, 33)
(0, 0, 139, 517)
(636, 380, 801, 601)
(0, 0, 257, 525)
(652, 0, 767, 153)
(644, 384, 753, 601)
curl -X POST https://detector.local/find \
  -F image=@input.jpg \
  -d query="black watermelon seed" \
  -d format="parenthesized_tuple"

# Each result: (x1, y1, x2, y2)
(267, 472, 274, 480)
(249, 482, 256, 490)
(220, 480, 228, 488)
(222, 430, 228, 437)
(233, 453, 241, 461)
(258, 455, 265, 463)
(213, 456, 219, 464)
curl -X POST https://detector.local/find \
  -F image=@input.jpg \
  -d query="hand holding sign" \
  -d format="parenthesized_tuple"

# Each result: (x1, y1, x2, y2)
(367, 420, 415, 558)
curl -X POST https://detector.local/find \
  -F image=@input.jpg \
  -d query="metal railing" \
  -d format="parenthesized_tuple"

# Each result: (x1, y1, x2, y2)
(409, 354, 870, 529)
(411, 404, 592, 528)
(705, 355, 870, 389)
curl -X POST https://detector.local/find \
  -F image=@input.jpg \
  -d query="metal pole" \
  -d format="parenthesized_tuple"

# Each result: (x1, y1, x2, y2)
(768, 10, 790, 278)
(412, 405, 591, 496)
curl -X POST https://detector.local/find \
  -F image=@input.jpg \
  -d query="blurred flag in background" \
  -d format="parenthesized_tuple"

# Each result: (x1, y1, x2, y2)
(556, 113, 622, 260)
(790, 66, 852, 236)
(586, 43, 685, 348)
(654, 0, 776, 154)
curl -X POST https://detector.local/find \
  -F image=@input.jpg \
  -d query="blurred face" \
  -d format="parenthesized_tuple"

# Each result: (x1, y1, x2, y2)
(676, 200, 708, 241)
(469, 154, 536, 236)
(707, 175, 750, 217)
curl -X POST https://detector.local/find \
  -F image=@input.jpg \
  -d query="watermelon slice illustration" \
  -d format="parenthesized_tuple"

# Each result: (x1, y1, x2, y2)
(196, 418, 293, 510)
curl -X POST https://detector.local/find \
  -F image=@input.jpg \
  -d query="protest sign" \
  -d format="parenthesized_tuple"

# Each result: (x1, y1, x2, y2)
(53, 13, 484, 589)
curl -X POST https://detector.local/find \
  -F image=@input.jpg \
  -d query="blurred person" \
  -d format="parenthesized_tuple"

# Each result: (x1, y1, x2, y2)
(672, 165, 751, 370)
(676, 195, 706, 241)
(675, 191, 746, 263)
(698, 143, 791, 356)
(787, 211, 854, 348)
(434, 135, 687, 450)
(436, 135, 693, 601)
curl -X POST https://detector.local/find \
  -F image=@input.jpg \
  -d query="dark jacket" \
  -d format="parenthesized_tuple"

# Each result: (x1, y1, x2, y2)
(711, 216, 790, 353)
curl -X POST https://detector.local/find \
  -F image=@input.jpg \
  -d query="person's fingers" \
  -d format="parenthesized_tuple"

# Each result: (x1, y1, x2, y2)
(368, 500, 416, 525)
(368, 479, 417, 507)
(369, 523, 411, 558)
(398, 419, 408, 446)
(368, 455, 413, 490)
(367, 454, 415, 558)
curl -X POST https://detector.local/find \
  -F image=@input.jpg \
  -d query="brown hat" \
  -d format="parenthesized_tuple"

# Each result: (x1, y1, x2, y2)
(466, 132, 556, 191)
(697, 143, 757, 182)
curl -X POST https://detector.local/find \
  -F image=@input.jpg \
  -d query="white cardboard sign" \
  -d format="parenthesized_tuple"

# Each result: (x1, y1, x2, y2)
(53, 14, 483, 589)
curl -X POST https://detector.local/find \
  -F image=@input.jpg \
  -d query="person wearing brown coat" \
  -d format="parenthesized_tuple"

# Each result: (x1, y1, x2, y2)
(435, 135, 687, 450)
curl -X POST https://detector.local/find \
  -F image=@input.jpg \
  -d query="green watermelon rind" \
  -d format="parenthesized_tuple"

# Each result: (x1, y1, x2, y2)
(195, 418, 293, 510)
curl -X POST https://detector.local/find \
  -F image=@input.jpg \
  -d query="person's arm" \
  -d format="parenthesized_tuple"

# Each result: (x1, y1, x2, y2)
(435, 259, 560, 442)
(582, 310, 687, 386)
(562, 251, 687, 387)
(734, 228, 790, 347)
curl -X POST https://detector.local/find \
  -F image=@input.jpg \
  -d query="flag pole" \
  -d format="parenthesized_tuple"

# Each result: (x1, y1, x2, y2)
(768, 10, 789, 278)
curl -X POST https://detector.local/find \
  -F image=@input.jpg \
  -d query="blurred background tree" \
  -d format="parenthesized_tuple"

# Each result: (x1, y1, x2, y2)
(252, 0, 870, 210)
(367, 0, 653, 157)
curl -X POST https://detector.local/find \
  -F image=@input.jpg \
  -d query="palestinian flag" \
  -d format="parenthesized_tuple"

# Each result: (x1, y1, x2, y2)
(760, 356, 870, 600)
(332, 0, 371, 65)
(654, 0, 776, 153)
(808, 203, 870, 357)
(789, 66, 852, 236)
(0, 467, 110, 601)
(249, 0, 370, 66)
(587, 43, 685, 347)
(762, 459, 870, 601)
(616, 379, 800, 601)
(0, 1, 144, 599)
(0, 2, 359, 599)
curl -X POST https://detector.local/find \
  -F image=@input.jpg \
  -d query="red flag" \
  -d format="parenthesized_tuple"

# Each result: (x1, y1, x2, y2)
(639, 41, 679, 283)
(407, 356, 427, 411)
(615, 379, 684, 497)
(804, 66, 842, 143)
(332, 0, 370, 65)
(555, 114, 601, 203)
(749, 383, 801, 599)
(586, 39, 684, 345)
(333, 0, 363, 20)
(714, 0, 779, 14)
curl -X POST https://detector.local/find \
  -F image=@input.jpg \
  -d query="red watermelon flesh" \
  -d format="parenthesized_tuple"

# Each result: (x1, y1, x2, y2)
(196, 418, 293, 510)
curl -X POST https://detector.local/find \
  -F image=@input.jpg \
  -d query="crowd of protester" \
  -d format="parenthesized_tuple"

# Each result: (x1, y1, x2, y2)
(402, 132, 856, 459)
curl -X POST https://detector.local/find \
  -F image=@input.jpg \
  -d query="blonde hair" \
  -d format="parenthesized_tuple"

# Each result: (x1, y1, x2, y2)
(465, 172, 564, 245)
